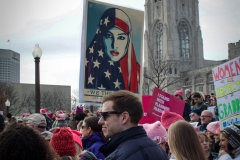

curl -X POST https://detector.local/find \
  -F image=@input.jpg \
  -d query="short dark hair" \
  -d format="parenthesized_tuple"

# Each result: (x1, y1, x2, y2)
(192, 92, 202, 99)
(75, 112, 88, 122)
(84, 116, 102, 132)
(102, 90, 143, 124)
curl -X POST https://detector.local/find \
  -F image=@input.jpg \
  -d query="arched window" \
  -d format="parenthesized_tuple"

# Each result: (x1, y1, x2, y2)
(178, 21, 189, 58)
(156, 23, 163, 59)
(169, 68, 172, 74)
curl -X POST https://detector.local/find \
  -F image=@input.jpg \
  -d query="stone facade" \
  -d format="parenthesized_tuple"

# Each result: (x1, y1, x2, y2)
(228, 40, 240, 60)
(144, 0, 228, 95)
(0, 82, 71, 115)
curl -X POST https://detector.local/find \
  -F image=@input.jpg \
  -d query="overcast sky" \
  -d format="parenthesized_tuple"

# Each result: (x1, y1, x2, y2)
(0, 0, 239, 91)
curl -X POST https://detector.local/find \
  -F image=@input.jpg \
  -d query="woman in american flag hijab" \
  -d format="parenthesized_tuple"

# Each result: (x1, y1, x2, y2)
(85, 8, 140, 93)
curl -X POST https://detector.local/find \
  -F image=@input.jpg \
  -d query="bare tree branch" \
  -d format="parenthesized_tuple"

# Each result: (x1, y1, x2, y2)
(143, 46, 189, 94)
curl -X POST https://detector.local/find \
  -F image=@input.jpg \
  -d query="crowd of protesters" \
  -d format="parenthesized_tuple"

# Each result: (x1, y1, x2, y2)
(0, 89, 239, 160)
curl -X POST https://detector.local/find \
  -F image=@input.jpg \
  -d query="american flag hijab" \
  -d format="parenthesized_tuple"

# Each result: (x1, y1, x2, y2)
(85, 8, 140, 93)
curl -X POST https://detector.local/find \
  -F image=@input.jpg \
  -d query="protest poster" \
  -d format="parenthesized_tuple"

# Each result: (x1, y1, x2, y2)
(190, 122, 199, 127)
(207, 106, 215, 116)
(147, 87, 185, 120)
(212, 56, 240, 129)
(79, 0, 144, 102)
(138, 96, 156, 124)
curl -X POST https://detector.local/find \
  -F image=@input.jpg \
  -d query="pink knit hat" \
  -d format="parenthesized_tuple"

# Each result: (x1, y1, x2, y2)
(142, 121, 167, 143)
(207, 121, 220, 134)
(22, 113, 30, 117)
(174, 89, 183, 98)
(69, 129, 83, 149)
(71, 110, 76, 115)
(75, 106, 84, 114)
(56, 110, 63, 116)
(161, 110, 184, 129)
(56, 113, 66, 121)
(40, 108, 46, 114)
(216, 127, 220, 133)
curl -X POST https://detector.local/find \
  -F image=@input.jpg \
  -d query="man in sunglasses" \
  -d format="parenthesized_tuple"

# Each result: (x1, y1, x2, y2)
(98, 90, 168, 160)
(26, 113, 47, 134)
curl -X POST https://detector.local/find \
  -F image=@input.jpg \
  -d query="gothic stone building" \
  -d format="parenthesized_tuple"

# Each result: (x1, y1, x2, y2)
(143, 0, 231, 95)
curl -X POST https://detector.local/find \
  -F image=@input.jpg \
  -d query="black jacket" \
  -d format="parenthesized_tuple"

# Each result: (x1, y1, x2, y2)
(99, 126, 168, 160)
(183, 102, 191, 121)
(43, 114, 53, 131)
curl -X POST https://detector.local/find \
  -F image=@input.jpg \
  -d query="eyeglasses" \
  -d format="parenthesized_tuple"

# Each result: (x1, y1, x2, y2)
(99, 111, 123, 120)
(200, 116, 211, 118)
(189, 113, 195, 117)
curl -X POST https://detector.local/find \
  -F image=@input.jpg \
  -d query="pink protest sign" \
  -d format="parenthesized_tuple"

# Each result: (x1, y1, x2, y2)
(147, 87, 185, 120)
(139, 96, 156, 124)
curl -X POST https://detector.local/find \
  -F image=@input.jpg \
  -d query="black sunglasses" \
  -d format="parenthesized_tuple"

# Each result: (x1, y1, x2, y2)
(81, 125, 87, 129)
(99, 111, 123, 120)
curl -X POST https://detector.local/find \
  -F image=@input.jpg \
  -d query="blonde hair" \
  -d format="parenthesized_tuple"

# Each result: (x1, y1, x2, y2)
(198, 132, 211, 143)
(168, 121, 207, 160)
(197, 132, 212, 151)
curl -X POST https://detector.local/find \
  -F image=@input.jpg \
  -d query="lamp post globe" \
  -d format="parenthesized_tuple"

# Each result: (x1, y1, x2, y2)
(5, 99, 10, 114)
(32, 43, 42, 113)
(32, 43, 42, 58)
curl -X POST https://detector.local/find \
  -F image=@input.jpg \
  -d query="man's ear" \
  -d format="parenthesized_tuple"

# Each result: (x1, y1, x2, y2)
(121, 112, 130, 124)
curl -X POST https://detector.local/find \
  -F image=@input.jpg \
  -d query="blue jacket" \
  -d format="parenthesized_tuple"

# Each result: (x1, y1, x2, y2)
(99, 126, 168, 160)
(82, 132, 105, 160)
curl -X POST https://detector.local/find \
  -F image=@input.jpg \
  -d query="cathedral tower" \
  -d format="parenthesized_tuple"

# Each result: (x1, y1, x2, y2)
(144, 0, 205, 93)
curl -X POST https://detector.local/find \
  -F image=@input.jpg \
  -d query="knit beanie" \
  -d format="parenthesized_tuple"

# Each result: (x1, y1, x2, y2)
(71, 110, 76, 115)
(56, 113, 66, 121)
(76, 106, 84, 114)
(161, 110, 184, 129)
(207, 121, 220, 134)
(47, 112, 53, 119)
(174, 89, 183, 98)
(56, 110, 63, 116)
(22, 113, 30, 117)
(216, 127, 220, 133)
(50, 128, 76, 157)
(40, 108, 47, 114)
(190, 108, 202, 116)
(69, 129, 83, 149)
(223, 124, 240, 149)
(142, 121, 167, 143)
(80, 150, 97, 160)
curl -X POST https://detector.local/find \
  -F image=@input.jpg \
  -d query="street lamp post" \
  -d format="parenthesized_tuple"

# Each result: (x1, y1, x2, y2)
(5, 99, 10, 114)
(32, 43, 42, 113)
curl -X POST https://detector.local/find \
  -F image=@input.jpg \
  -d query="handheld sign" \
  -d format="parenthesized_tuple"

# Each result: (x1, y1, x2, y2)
(147, 87, 185, 120)
(139, 96, 156, 124)
(190, 122, 199, 127)
(212, 56, 240, 129)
